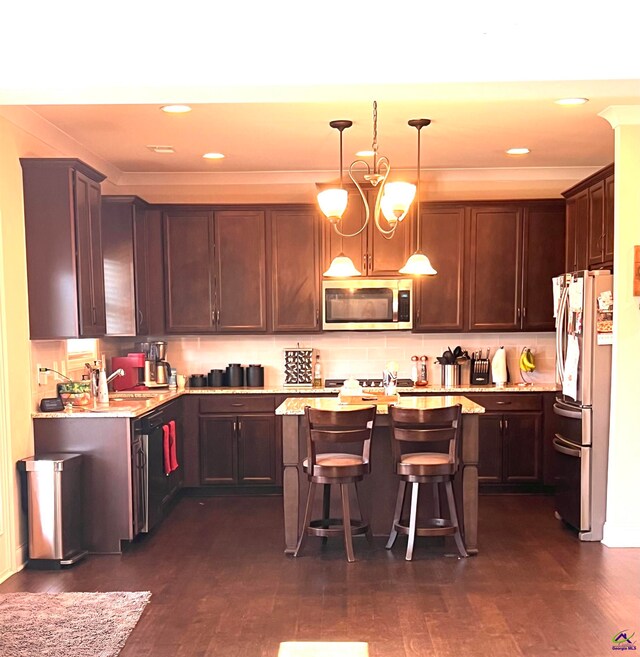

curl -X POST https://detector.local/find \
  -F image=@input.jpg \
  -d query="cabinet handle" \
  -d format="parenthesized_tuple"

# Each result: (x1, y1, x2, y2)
(92, 307, 97, 325)
(363, 253, 367, 271)
(238, 420, 242, 432)
(495, 401, 511, 405)
(499, 419, 503, 431)
(137, 309, 144, 326)
(517, 307, 521, 320)
(216, 308, 220, 324)
(368, 253, 372, 269)
(231, 403, 244, 407)
(522, 307, 527, 319)
(504, 419, 509, 430)
(316, 308, 320, 326)
(233, 420, 237, 432)
(211, 309, 215, 323)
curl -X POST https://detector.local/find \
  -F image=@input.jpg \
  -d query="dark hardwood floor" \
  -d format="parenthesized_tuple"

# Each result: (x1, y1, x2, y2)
(2, 495, 638, 657)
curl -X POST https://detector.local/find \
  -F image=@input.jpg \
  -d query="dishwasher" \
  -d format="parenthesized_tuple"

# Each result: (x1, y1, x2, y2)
(132, 405, 181, 535)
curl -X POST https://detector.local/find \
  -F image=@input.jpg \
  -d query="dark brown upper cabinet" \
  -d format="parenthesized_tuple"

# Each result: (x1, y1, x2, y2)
(164, 208, 268, 333)
(467, 201, 565, 332)
(521, 203, 566, 331)
(322, 190, 411, 276)
(563, 164, 614, 272)
(468, 205, 524, 331)
(412, 205, 466, 332)
(101, 196, 153, 336)
(270, 207, 321, 332)
(21, 158, 106, 339)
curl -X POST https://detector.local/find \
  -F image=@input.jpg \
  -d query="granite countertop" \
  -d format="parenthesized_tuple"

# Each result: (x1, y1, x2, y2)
(33, 382, 555, 419)
(275, 395, 486, 416)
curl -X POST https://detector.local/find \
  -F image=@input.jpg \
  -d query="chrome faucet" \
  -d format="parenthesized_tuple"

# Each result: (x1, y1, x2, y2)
(106, 368, 125, 385)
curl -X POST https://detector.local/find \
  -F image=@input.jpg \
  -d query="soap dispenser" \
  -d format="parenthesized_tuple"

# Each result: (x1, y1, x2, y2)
(97, 359, 109, 404)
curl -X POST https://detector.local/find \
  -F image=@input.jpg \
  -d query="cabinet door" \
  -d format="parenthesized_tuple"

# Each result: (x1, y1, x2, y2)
(503, 412, 542, 483)
(237, 414, 278, 485)
(468, 206, 522, 331)
(521, 203, 565, 331)
(588, 180, 605, 266)
(101, 198, 137, 336)
(477, 415, 503, 483)
(215, 210, 268, 332)
(75, 170, 106, 336)
(565, 197, 577, 273)
(603, 175, 615, 264)
(199, 416, 238, 485)
(413, 205, 465, 332)
(574, 189, 589, 271)
(271, 208, 321, 332)
(133, 205, 150, 335)
(322, 191, 367, 275)
(164, 210, 215, 333)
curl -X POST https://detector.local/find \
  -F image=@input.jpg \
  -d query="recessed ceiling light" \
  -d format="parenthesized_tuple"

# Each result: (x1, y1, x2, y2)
(554, 98, 589, 106)
(506, 147, 531, 156)
(146, 145, 175, 154)
(160, 104, 192, 113)
(202, 152, 225, 160)
(355, 150, 375, 157)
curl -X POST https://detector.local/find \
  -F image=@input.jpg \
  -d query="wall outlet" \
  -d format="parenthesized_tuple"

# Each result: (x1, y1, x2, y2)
(36, 363, 48, 386)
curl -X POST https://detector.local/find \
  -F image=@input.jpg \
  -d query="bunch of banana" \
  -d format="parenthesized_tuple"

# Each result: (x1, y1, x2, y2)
(519, 347, 536, 372)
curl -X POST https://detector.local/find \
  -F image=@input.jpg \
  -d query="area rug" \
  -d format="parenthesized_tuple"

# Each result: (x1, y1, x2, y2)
(0, 591, 151, 657)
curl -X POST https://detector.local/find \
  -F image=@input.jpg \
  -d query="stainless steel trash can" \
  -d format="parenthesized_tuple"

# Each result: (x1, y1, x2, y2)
(21, 453, 87, 568)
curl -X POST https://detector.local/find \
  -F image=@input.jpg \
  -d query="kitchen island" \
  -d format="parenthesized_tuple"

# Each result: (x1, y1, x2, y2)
(276, 395, 485, 555)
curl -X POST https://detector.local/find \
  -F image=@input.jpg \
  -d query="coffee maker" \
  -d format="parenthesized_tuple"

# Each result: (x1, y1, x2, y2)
(110, 352, 146, 391)
(136, 341, 171, 387)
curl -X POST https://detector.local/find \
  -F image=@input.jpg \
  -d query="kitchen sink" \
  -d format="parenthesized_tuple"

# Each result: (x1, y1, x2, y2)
(109, 394, 157, 401)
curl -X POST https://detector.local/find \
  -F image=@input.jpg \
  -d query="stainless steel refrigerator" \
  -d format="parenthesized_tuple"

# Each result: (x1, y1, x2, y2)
(553, 269, 613, 541)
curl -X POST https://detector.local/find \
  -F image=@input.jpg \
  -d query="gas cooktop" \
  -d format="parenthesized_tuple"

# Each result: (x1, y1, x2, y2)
(324, 378, 415, 389)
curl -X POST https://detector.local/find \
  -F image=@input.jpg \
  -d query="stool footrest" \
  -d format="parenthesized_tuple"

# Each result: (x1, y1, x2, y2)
(308, 518, 369, 538)
(394, 517, 457, 537)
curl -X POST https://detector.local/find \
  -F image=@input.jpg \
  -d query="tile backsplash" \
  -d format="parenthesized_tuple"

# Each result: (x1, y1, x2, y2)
(31, 332, 556, 403)
(98, 332, 557, 387)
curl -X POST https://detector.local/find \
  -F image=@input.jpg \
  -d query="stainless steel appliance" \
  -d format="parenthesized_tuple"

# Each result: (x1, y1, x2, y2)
(132, 407, 181, 535)
(136, 341, 171, 388)
(553, 269, 613, 541)
(322, 278, 412, 330)
(324, 377, 415, 388)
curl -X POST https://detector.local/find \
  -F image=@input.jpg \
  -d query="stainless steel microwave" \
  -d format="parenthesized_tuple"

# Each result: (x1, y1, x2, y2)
(322, 279, 413, 330)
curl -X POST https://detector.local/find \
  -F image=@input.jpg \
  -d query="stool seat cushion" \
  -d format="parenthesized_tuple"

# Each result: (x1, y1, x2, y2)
(304, 453, 367, 468)
(400, 452, 452, 466)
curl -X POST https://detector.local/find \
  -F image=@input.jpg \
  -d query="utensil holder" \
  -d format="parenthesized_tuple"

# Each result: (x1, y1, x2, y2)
(246, 365, 264, 387)
(440, 364, 460, 387)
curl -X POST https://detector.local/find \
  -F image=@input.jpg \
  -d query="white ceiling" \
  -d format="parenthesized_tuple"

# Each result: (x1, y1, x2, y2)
(2, 3, 639, 203)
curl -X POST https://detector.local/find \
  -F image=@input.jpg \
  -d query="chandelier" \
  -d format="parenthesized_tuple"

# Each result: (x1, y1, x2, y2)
(319, 101, 436, 277)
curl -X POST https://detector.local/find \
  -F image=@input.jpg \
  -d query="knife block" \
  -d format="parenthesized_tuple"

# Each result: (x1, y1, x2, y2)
(470, 358, 491, 385)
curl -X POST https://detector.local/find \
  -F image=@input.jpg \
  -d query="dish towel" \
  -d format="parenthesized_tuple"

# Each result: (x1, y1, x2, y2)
(169, 420, 179, 472)
(162, 424, 172, 475)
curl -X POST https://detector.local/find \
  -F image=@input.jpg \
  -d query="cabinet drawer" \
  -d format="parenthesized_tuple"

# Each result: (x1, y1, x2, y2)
(199, 395, 275, 414)
(465, 393, 542, 412)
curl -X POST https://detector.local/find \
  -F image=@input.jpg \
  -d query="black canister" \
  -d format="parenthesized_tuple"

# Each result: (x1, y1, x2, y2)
(189, 374, 207, 388)
(246, 364, 264, 387)
(208, 369, 225, 387)
(227, 363, 244, 387)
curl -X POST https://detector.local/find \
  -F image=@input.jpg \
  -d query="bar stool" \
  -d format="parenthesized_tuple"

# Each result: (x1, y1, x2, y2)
(386, 404, 468, 560)
(294, 405, 376, 562)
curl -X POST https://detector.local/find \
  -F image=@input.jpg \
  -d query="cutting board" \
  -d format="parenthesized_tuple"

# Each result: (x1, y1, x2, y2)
(338, 392, 400, 405)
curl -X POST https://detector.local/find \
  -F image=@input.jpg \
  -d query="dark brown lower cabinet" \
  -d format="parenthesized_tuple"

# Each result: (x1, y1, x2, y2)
(199, 414, 278, 487)
(197, 395, 280, 491)
(466, 393, 544, 491)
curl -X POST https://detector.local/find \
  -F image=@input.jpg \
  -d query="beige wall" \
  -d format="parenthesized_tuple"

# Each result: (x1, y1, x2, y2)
(0, 116, 34, 579)
(601, 110, 640, 547)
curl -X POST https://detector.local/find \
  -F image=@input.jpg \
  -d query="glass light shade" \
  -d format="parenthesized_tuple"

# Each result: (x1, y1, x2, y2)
(323, 253, 362, 277)
(317, 188, 348, 222)
(380, 182, 416, 223)
(399, 251, 437, 276)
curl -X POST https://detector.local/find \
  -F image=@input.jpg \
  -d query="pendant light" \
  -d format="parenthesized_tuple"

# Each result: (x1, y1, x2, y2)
(399, 119, 437, 276)
(321, 119, 362, 277)
(317, 102, 416, 241)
